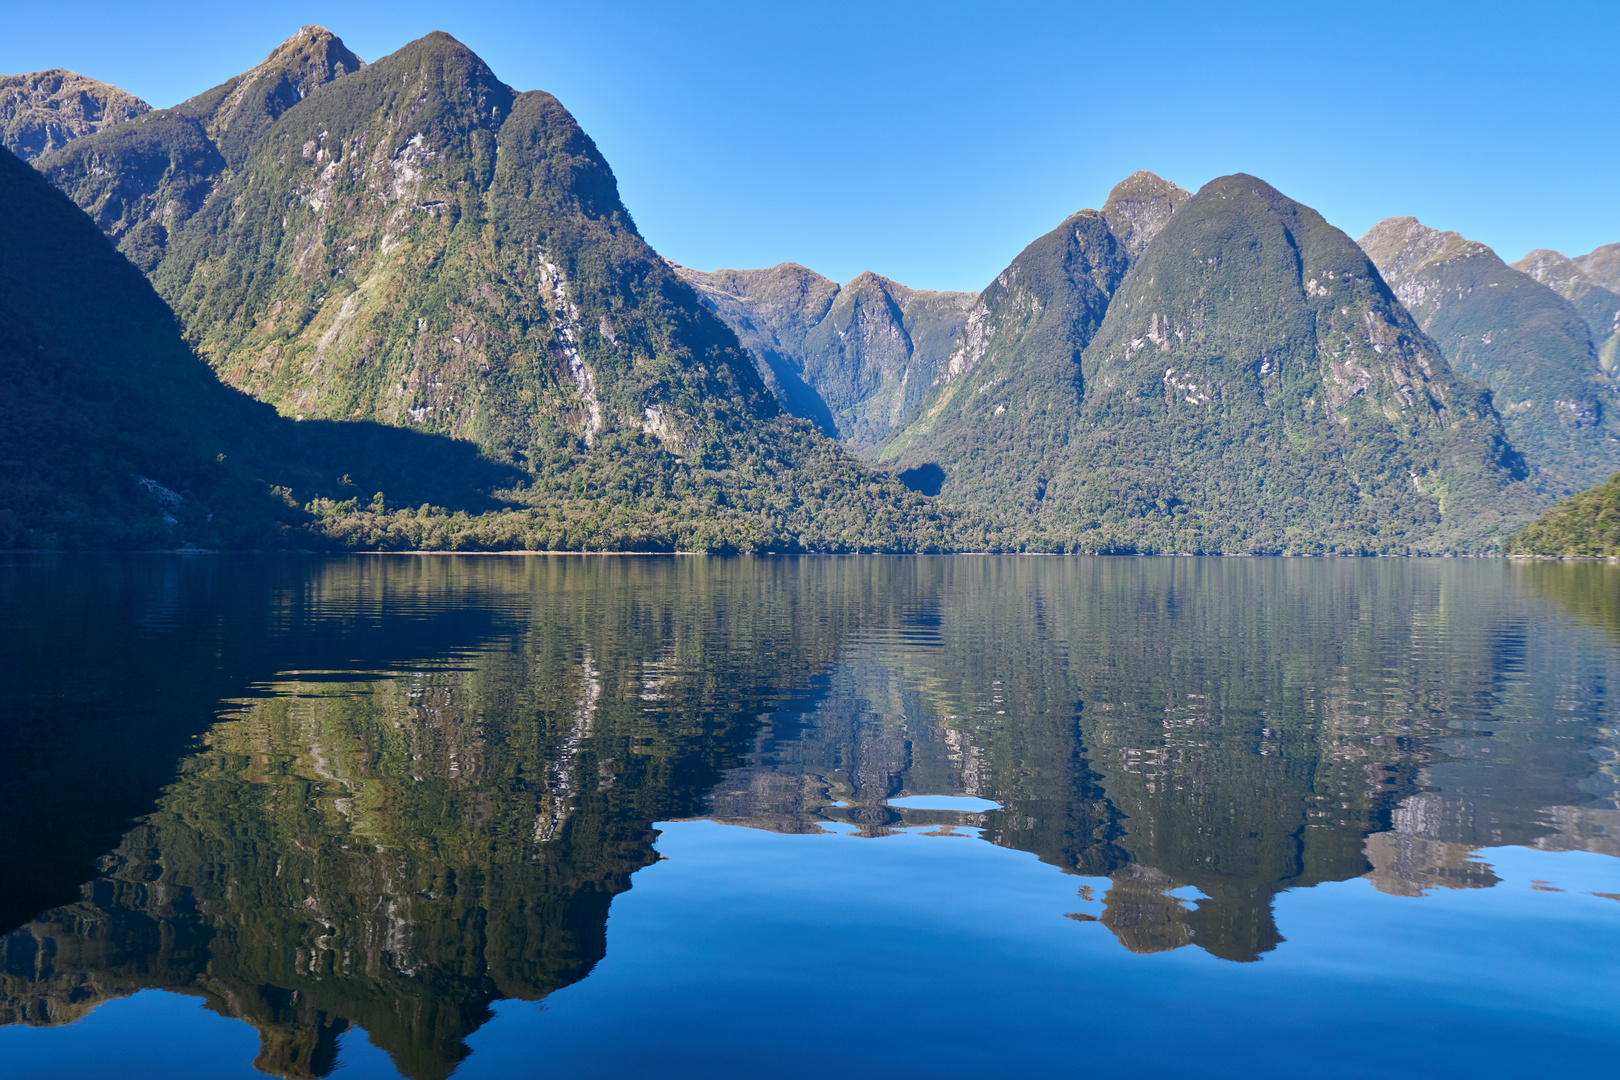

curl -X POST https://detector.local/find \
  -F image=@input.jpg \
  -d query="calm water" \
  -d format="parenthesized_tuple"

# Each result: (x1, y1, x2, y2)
(1, 555, 1617, 1078)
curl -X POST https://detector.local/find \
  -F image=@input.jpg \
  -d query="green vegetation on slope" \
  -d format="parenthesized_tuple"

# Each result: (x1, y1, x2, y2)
(1513, 247, 1620, 375)
(878, 207, 1127, 510)
(9, 31, 970, 552)
(144, 31, 966, 552)
(1505, 469, 1620, 555)
(34, 26, 362, 272)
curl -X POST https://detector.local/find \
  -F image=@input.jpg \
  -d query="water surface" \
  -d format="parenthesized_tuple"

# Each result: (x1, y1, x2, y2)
(1, 555, 1616, 1077)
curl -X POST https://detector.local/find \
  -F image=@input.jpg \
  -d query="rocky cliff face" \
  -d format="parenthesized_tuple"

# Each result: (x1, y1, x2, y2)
(1575, 242, 1620, 294)
(675, 262, 976, 451)
(35, 26, 362, 272)
(0, 70, 149, 159)
(1361, 216, 1620, 496)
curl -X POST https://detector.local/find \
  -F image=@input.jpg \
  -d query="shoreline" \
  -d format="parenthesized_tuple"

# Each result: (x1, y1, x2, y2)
(5, 549, 1615, 561)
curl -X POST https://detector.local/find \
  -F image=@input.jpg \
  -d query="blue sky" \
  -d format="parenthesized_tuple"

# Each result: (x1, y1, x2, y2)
(5, 1, 1615, 292)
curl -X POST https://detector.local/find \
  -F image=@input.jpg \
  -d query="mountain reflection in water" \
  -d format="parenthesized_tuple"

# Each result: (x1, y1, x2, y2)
(1, 555, 1617, 1078)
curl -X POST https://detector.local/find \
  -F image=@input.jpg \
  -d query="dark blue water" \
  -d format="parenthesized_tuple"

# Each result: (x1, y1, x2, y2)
(1, 555, 1616, 1077)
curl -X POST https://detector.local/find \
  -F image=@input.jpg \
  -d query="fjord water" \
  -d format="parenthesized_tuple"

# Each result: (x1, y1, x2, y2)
(1, 556, 1616, 1078)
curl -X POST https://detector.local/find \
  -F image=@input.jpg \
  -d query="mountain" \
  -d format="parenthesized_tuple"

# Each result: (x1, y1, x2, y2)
(876, 206, 1126, 491)
(1575, 243, 1620, 294)
(25, 29, 963, 553)
(34, 26, 363, 272)
(1505, 469, 1620, 556)
(1511, 248, 1620, 374)
(675, 262, 976, 450)
(0, 70, 149, 159)
(1359, 217, 1620, 496)
(879, 174, 1536, 553)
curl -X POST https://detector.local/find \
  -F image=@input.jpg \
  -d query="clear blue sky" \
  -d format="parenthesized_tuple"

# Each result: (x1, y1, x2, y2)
(5, 1, 1615, 293)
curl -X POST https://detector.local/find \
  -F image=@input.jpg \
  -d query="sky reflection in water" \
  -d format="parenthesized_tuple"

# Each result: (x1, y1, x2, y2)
(0, 554, 1616, 1078)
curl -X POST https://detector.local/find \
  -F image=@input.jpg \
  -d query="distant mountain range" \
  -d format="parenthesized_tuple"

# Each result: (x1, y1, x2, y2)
(674, 263, 975, 451)
(3, 26, 1616, 553)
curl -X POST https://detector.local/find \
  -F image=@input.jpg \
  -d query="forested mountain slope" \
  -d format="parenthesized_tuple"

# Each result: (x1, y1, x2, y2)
(676, 262, 976, 449)
(1505, 469, 1620, 556)
(0, 70, 149, 159)
(0, 140, 540, 550)
(1359, 217, 1620, 496)
(879, 175, 1537, 553)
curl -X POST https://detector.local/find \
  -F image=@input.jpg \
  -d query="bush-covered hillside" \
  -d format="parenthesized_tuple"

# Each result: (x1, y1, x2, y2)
(1504, 471, 1620, 556)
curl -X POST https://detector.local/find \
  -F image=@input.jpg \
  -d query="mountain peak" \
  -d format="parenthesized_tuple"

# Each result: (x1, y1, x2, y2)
(262, 25, 363, 68)
(0, 69, 150, 159)
(1575, 243, 1620, 295)
(1101, 170, 1190, 257)
(1511, 248, 1591, 299)
(1357, 216, 1491, 284)
(203, 25, 362, 155)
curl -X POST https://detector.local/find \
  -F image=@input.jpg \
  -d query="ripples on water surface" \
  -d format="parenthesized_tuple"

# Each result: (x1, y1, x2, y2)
(1, 554, 1616, 1078)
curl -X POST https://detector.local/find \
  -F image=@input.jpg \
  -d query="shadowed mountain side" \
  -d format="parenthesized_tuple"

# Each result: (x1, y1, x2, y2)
(1360, 216, 1620, 497)
(0, 70, 150, 160)
(673, 262, 843, 436)
(675, 262, 977, 450)
(113, 30, 963, 553)
(34, 27, 362, 273)
(16, 30, 970, 553)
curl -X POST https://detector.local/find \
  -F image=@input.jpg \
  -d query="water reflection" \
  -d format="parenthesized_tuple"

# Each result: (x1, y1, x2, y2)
(1, 556, 1617, 1078)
